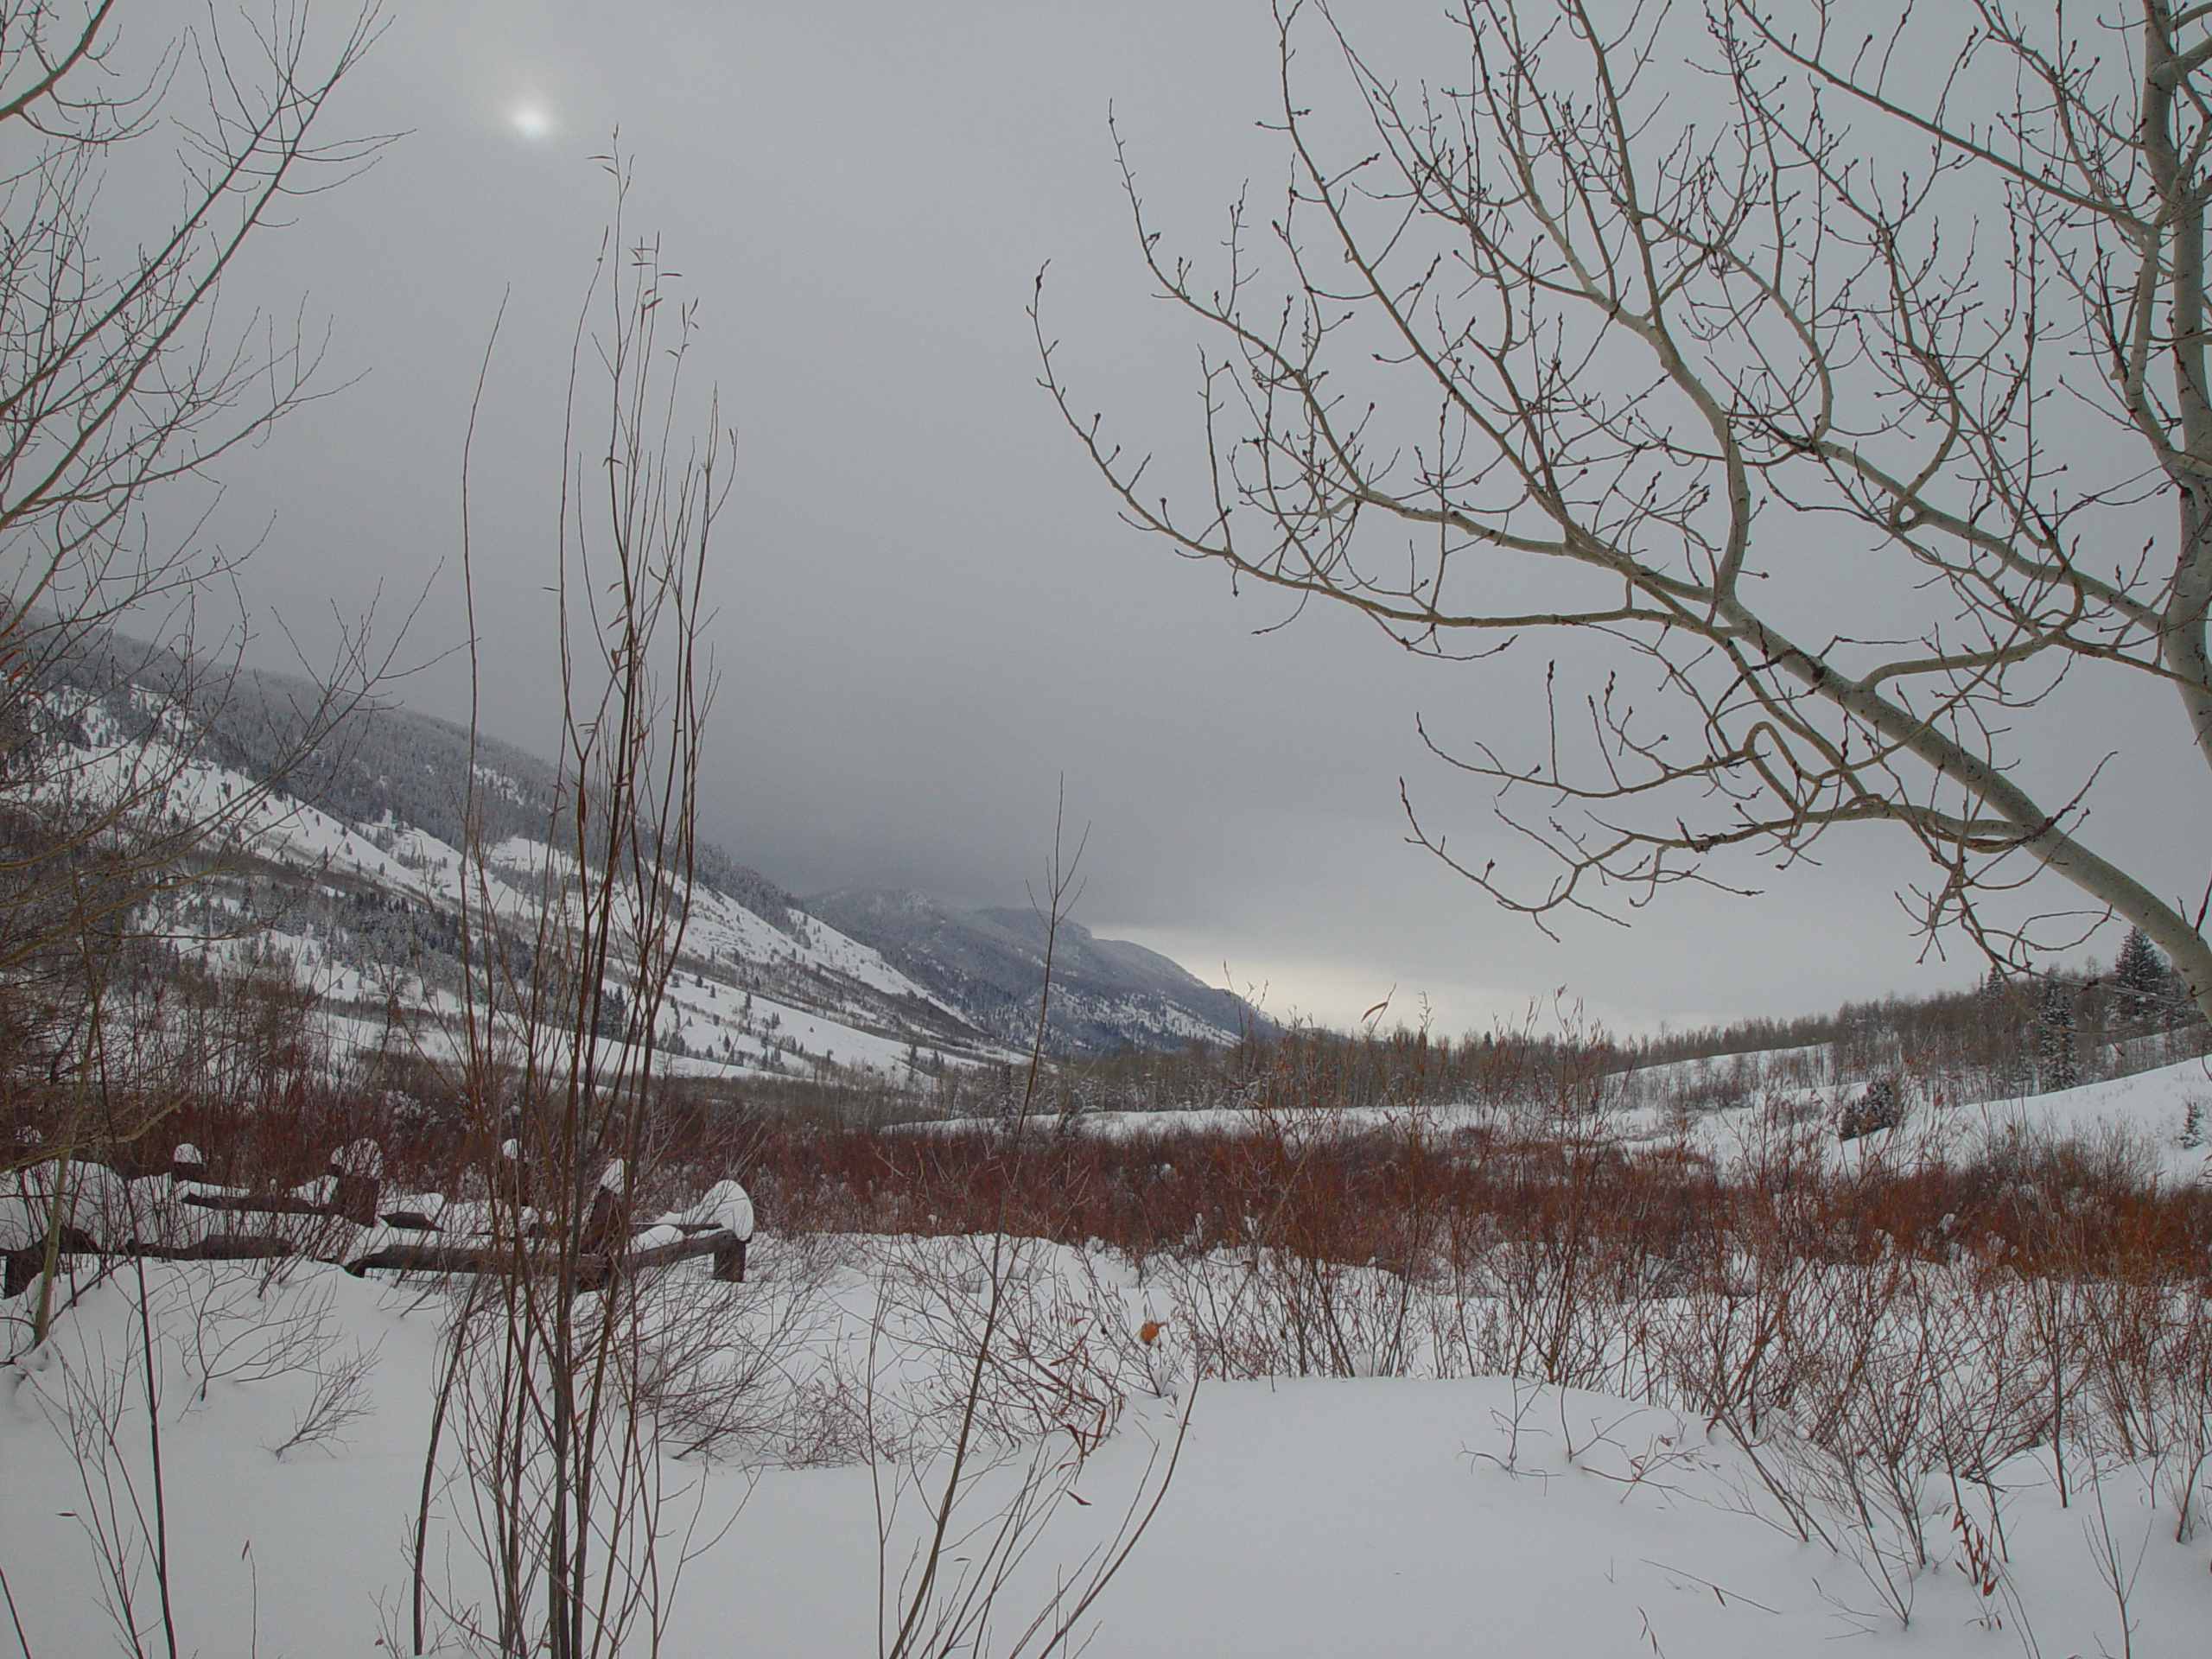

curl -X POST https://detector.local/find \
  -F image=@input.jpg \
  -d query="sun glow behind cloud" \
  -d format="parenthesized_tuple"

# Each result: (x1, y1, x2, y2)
(509, 103, 553, 140)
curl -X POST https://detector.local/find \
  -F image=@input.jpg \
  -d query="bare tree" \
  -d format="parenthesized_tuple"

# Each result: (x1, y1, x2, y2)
(0, 3, 397, 1364)
(873, 807, 1192, 1659)
(411, 162, 728, 1659)
(1041, 0, 2212, 1013)
(0, 0, 394, 1173)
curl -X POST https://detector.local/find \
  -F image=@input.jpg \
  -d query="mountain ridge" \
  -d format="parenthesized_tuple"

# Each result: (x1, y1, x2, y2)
(804, 887, 1266, 1057)
(35, 626, 1249, 1065)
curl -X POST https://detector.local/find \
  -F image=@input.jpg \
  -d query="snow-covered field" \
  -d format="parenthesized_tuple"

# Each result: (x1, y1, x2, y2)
(929, 1052, 2212, 1187)
(4, 1222, 2208, 1656)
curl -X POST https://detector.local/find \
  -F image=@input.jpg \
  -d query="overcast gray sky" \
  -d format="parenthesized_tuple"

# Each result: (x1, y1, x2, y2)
(171, 0, 2212, 1037)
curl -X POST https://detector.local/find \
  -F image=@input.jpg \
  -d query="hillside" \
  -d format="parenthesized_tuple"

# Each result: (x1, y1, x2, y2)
(805, 887, 1265, 1057)
(25, 631, 1277, 1077)
(19, 631, 1012, 1078)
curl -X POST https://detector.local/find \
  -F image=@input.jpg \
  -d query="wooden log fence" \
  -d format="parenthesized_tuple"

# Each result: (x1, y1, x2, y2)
(4, 1154, 753, 1296)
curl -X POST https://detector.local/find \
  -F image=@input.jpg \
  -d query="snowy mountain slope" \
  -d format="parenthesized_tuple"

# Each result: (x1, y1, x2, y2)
(805, 887, 1266, 1055)
(20, 642, 1015, 1080)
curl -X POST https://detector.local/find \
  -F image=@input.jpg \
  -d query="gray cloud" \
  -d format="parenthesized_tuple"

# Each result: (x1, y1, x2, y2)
(171, 0, 2212, 1035)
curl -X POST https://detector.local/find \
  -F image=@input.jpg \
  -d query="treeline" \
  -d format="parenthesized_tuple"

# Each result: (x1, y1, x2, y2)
(1622, 933, 2207, 1106)
(705, 1011, 1622, 1130)
(747, 932, 2211, 1128)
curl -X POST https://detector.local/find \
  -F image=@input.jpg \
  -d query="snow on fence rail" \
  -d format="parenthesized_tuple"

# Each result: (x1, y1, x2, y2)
(0, 1142, 756, 1296)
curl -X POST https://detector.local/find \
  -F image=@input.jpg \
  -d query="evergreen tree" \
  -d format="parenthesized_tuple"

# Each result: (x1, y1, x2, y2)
(2038, 975, 2079, 1090)
(594, 983, 628, 1044)
(2113, 927, 2171, 1025)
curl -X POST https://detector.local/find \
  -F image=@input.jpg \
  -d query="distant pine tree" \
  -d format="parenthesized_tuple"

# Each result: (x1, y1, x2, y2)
(2038, 975, 2078, 1090)
(594, 984, 628, 1043)
(2112, 926, 2171, 1025)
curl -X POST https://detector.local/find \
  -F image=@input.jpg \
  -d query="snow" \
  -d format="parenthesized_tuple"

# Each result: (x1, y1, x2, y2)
(975, 1379, 2202, 1659)
(3, 1238, 2208, 1656)
(1665, 1052, 2212, 1185)
(920, 1052, 2212, 1188)
(27, 685, 1009, 1085)
(10, 686, 2209, 1653)
(1943, 1059, 2212, 1169)
(683, 1179, 755, 1241)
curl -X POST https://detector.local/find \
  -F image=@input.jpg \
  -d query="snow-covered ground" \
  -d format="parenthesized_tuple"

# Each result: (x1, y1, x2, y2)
(6, 688, 2207, 1654)
(925, 1052, 2212, 1185)
(1937, 1058, 2212, 1166)
(1671, 1052, 2212, 1184)
(3, 1231, 2207, 1656)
